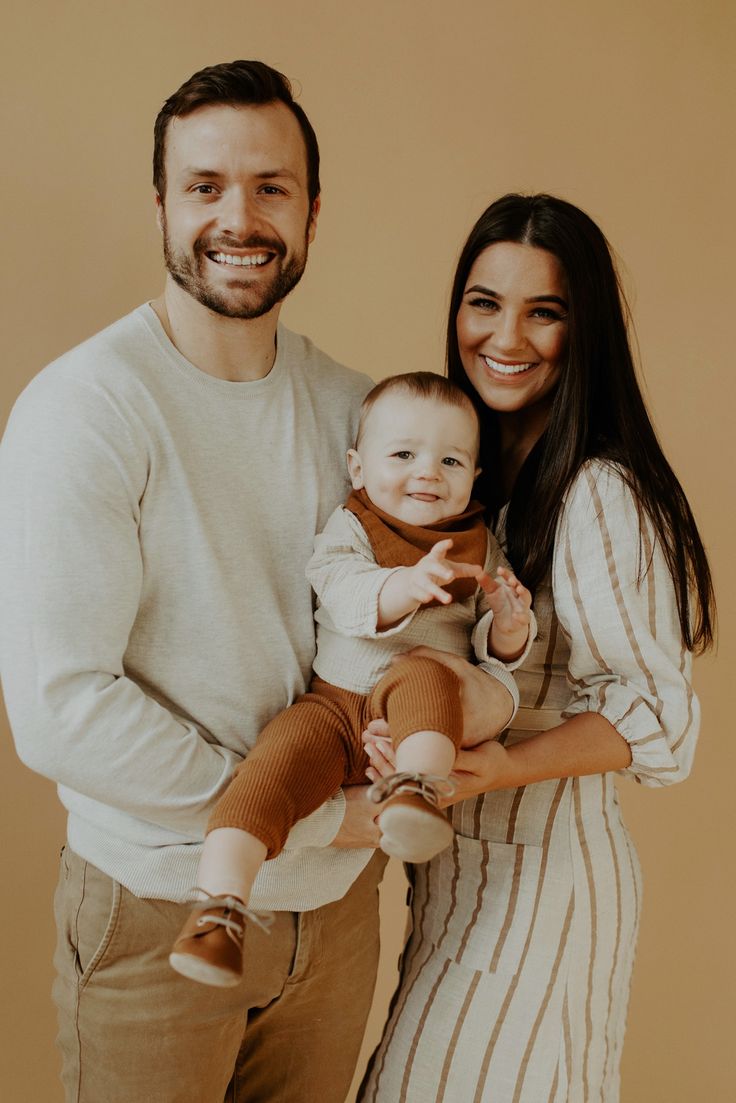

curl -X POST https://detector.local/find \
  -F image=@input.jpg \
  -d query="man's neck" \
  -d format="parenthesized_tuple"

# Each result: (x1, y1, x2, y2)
(150, 278, 280, 382)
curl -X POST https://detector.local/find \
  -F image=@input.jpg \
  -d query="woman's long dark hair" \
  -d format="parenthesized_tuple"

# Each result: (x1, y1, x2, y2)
(447, 193, 715, 653)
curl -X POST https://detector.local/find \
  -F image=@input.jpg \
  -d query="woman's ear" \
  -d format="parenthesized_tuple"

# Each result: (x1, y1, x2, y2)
(346, 449, 364, 489)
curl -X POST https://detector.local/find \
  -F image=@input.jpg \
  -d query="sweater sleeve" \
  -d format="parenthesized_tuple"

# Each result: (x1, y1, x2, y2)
(306, 507, 415, 638)
(552, 461, 699, 787)
(0, 374, 240, 838)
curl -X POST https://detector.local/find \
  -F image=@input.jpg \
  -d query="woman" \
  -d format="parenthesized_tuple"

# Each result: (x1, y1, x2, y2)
(359, 194, 715, 1102)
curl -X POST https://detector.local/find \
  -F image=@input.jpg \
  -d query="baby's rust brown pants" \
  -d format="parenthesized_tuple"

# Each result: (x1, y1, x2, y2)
(208, 656, 462, 858)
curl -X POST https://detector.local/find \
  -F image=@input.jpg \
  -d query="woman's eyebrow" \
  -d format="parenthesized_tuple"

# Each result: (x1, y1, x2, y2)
(465, 284, 568, 309)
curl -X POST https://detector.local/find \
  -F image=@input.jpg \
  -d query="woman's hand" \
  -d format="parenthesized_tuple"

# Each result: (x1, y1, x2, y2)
(363, 724, 510, 805)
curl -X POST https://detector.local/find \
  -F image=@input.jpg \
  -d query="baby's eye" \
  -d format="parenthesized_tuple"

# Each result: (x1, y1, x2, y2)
(393, 451, 413, 460)
(442, 457, 461, 467)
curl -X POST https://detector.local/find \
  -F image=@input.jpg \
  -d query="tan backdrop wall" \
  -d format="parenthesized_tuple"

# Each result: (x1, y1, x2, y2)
(1, 1, 733, 1099)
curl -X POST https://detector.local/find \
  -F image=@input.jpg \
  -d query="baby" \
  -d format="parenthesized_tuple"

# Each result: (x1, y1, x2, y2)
(170, 372, 533, 987)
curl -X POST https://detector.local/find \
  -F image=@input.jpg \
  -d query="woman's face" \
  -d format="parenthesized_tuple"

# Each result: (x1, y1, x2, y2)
(456, 241, 568, 416)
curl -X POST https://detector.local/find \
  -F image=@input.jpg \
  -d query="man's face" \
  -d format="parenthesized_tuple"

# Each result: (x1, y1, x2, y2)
(156, 102, 319, 319)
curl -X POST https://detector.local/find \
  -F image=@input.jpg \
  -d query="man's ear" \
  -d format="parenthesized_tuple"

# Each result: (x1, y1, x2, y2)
(154, 191, 164, 234)
(346, 449, 364, 489)
(307, 195, 321, 244)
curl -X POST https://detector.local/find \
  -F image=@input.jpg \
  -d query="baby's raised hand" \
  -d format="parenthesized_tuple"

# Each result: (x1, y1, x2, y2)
(481, 566, 532, 630)
(407, 538, 484, 607)
(479, 566, 533, 662)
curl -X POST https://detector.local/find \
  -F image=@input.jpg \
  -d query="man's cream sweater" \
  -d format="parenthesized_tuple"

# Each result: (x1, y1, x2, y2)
(0, 304, 374, 909)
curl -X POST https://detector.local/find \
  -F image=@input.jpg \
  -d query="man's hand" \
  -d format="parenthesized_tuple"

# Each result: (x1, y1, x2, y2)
(330, 785, 382, 848)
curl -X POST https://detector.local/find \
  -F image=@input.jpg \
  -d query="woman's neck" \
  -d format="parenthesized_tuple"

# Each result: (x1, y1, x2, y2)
(497, 405, 551, 497)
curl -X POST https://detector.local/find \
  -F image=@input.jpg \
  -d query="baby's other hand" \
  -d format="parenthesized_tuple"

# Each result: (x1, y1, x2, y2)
(480, 566, 532, 634)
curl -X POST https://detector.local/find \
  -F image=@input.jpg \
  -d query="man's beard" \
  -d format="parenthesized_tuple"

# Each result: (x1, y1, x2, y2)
(161, 220, 309, 320)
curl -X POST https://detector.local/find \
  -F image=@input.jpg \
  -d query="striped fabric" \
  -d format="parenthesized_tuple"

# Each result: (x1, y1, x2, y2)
(360, 461, 698, 1102)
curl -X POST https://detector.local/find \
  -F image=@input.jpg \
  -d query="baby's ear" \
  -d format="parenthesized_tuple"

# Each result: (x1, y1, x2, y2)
(474, 467, 482, 480)
(346, 449, 364, 489)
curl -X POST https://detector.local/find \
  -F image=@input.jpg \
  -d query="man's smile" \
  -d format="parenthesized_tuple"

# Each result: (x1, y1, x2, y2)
(208, 251, 273, 267)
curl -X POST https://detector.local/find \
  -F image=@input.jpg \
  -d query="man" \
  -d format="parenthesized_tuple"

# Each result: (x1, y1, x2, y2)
(0, 60, 518, 1103)
(0, 60, 384, 1103)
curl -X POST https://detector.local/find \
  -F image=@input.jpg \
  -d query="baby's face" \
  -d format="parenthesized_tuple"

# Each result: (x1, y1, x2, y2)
(347, 392, 480, 525)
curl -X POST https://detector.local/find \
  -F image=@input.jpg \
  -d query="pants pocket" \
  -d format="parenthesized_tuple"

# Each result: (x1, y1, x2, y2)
(55, 849, 122, 988)
(415, 835, 549, 976)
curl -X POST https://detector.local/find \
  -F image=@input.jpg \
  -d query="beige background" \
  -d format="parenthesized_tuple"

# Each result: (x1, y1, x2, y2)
(1, 1, 734, 1099)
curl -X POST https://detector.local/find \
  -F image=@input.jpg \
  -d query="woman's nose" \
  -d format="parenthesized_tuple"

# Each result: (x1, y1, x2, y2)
(493, 309, 524, 353)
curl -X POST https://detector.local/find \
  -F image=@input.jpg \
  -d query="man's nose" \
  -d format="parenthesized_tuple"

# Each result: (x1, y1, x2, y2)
(219, 188, 262, 238)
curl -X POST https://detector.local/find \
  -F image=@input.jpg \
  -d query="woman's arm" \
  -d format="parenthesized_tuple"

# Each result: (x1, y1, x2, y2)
(363, 649, 631, 800)
(365, 462, 698, 796)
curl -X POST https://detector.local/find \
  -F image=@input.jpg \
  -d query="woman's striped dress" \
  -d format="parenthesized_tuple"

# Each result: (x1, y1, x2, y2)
(360, 461, 699, 1103)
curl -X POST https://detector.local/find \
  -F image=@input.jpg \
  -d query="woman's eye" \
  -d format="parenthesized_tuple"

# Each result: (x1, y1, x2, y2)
(468, 297, 499, 311)
(531, 307, 566, 322)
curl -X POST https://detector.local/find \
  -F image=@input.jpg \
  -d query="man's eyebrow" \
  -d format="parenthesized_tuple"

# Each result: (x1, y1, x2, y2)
(253, 168, 300, 182)
(180, 168, 223, 180)
(465, 284, 568, 308)
(179, 167, 301, 184)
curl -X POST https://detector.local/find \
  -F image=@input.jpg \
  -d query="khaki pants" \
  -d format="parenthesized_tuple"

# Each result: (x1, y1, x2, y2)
(53, 846, 386, 1103)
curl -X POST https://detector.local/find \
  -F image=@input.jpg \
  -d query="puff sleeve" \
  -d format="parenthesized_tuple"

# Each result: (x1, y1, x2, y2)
(552, 461, 699, 786)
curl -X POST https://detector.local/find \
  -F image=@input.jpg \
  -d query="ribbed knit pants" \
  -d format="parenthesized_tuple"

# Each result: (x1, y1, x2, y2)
(208, 656, 462, 858)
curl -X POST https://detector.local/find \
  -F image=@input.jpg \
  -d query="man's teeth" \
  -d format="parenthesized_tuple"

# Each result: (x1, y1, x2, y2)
(483, 356, 535, 376)
(211, 253, 270, 267)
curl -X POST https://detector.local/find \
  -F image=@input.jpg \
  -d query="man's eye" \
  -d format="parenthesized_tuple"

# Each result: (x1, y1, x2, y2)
(192, 184, 216, 195)
(260, 185, 285, 195)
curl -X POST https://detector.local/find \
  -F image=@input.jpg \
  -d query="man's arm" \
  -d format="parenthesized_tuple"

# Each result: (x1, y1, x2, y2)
(0, 374, 239, 839)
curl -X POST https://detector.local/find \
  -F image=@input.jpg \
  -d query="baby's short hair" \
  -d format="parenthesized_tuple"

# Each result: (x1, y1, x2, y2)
(356, 372, 479, 453)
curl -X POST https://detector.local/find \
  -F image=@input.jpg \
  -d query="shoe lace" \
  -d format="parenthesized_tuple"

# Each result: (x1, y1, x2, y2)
(190, 891, 274, 944)
(367, 772, 456, 807)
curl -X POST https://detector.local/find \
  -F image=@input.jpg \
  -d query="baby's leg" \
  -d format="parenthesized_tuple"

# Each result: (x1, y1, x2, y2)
(170, 687, 358, 987)
(197, 827, 267, 905)
(370, 655, 463, 775)
(368, 657, 462, 862)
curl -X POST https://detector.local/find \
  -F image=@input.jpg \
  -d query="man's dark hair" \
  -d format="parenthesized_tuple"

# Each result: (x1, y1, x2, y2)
(153, 60, 320, 204)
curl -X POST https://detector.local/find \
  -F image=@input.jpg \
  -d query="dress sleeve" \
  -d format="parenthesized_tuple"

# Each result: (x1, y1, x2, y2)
(306, 507, 415, 638)
(552, 462, 699, 787)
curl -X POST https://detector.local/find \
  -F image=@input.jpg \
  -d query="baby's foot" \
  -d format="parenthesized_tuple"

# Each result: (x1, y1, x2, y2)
(368, 773, 454, 863)
(169, 892, 273, 988)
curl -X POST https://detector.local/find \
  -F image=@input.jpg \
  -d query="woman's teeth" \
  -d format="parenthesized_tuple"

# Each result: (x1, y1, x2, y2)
(211, 253, 270, 267)
(483, 356, 535, 376)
